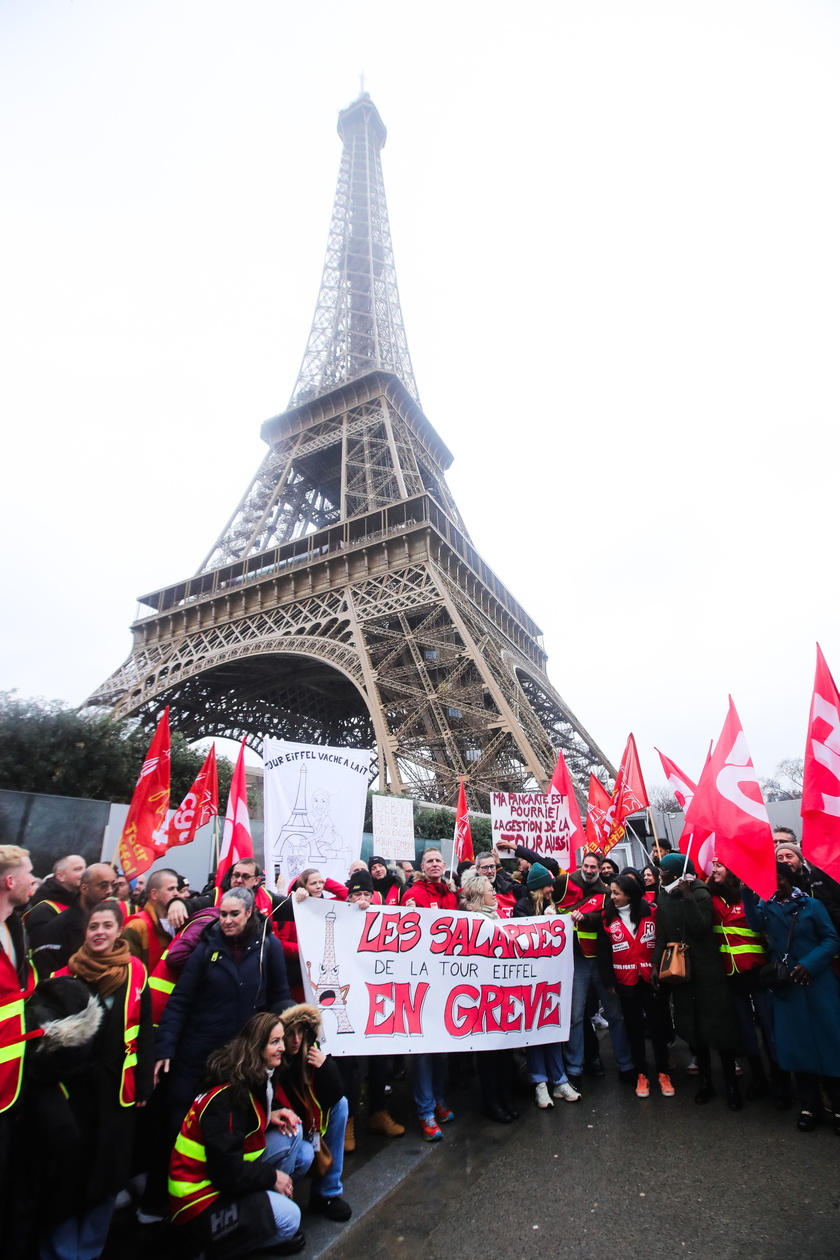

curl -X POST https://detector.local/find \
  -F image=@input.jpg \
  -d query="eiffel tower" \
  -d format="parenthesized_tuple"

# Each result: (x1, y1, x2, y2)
(88, 93, 614, 810)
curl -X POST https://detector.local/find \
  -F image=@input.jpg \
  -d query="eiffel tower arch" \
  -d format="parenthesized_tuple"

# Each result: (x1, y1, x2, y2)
(88, 94, 614, 810)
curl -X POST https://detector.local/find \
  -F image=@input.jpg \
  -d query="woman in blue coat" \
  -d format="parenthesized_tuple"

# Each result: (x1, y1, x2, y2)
(743, 861, 840, 1133)
(154, 887, 293, 1120)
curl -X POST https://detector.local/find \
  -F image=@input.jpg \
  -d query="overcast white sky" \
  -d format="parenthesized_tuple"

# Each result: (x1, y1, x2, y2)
(2, 0, 838, 791)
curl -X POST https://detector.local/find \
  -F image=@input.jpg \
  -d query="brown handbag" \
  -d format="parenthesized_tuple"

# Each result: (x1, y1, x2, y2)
(311, 1136, 333, 1177)
(659, 941, 690, 984)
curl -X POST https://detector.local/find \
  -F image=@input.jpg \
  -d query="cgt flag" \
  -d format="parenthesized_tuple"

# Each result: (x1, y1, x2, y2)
(216, 740, 253, 887)
(164, 745, 219, 851)
(599, 735, 649, 856)
(682, 698, 776, 898)
(585, 774, 612, 854)
(547, 750, 585, 869)
(117, 708, 171, 881)
(801, 645, 840, 883)
(453, 778, 474, 865)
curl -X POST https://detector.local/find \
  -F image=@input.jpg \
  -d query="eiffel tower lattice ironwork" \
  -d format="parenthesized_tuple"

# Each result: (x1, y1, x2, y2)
(88, 93, 614, 809)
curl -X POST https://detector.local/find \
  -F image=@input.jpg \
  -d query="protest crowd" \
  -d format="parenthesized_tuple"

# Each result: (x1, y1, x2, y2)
(2, 816, 840, 1260)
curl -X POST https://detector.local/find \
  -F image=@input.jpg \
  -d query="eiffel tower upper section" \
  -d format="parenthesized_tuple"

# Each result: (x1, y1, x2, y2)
(89, 94, 614, 809)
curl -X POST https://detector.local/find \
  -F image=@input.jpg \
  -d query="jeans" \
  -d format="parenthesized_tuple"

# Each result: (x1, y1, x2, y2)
(525, 1042, 568, 1085)
(40, 1196, 117, 1260)
(264, 1122, 313, 1183)
(311, 1094, 348, 1199)
(566, 955, 633, 1074)
(412, 1053, 448, 1122)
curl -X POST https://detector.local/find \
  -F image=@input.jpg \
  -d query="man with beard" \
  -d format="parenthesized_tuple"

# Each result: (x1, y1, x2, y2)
(24, 853, 86, 942)
(565, 853, 635, 1091)
(30, 863, 119, 976)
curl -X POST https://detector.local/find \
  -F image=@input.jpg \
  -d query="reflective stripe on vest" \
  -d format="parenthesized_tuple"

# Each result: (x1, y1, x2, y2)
(149, 954, 179, 1027)
(711, 896, 767, 976)
(0, 955, 37, 1113)
(574, 893, 606, 957)
(169, 1085, 266, 1225)
(52, 954, 146, 1106)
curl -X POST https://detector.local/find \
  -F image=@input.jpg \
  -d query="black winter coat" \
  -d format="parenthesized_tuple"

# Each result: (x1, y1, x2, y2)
(155, 917, 293, 1110)
(654, 883, 740, 1052)
(29, 898, 85, 976)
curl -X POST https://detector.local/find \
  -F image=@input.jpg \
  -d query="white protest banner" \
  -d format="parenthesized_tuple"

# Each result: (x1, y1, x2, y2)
(491, 791, 574, 869)
(371, 794, 415, 861)
(263, 738, 371, 889)
(294, 897, 574, 1055)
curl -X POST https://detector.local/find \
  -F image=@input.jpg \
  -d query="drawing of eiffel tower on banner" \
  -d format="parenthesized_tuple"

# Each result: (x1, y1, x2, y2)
(88, 93, 614, 809)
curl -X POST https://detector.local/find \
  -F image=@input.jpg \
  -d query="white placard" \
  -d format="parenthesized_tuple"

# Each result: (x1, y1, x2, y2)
(294, 897, 574, 1055)
(371, 794, 415, 861)
(491, 791, 574, 870)
(263, 738, 371, 889)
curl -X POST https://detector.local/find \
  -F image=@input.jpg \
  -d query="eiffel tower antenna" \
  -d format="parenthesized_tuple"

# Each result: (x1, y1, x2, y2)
(88, 98, 614, 809)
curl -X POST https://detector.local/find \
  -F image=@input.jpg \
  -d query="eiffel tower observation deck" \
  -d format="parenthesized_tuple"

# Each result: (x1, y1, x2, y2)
(89, 94, 614, 809)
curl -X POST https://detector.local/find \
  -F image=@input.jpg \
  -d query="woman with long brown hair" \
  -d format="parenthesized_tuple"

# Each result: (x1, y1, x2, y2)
(169, 1011, 311, 1256)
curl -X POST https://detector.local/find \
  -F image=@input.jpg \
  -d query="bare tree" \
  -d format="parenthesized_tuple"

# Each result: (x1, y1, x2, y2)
(760, 756, 804, 801)
(649, 783, 682, 814)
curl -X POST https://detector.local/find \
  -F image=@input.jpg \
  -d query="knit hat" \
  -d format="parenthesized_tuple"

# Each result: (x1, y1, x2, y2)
(526, 862, 553, 891)
(775, 841, 804, 862)
(347, 869, 374, 896)
(659, 853, 696, 877)
(369, 856, 388, 871)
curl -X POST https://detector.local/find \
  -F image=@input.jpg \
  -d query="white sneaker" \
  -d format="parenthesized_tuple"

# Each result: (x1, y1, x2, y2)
(553, 1081, 581, 1102)
(114, 1189, 133, 1210)
(591, 1011, 609, 1029)
(535, 1082, 554, 1109)
(136, 1209, 165, 1225)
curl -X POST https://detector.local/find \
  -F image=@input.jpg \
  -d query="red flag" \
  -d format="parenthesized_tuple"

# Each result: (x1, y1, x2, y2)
(599, 735, 649, 855)
(681, 698, 776, 898)
(164, 745, 219, 851)
(453, 778, 474, 865)
(801, 645, 840, 883)
(655, 749, 697, 812)
(546, 751, 585, 870)
(216, 740, 253, 887)
(585, 774, 612, 854)
(117, 709, 171, 881)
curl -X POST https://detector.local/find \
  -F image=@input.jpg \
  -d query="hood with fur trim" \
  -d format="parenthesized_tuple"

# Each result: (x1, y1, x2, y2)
(278, 1002, 322, 1037)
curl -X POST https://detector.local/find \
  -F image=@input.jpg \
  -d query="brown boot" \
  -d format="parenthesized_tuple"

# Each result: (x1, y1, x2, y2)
(344, 1116, 356, 1152)
(367, 1110, 405, 1137)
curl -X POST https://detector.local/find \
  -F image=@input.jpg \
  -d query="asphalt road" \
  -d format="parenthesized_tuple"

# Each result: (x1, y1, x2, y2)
(323, 1040, 840, 1260)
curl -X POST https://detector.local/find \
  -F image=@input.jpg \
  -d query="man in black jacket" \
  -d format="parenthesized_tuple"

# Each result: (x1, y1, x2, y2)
(24, 853, 86, 938)
(30, 863, 118, 975)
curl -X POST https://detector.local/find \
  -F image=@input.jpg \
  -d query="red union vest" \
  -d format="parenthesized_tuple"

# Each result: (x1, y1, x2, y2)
(575, 892, 606, 957)
(169, 1085, 267, 1225)
(55, 954, 147, 1106)
(0, 950, 39, 1113)
(604, 910, 657, 985)
(710, 894, 767, 976)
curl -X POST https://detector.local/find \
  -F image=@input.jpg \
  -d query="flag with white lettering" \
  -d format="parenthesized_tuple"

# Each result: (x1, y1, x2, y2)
(585, 774, 612, 854)
(117, 708, 171, 880)
(165, 745, 218, 851)
(802, 645, 840, 883)
(681, 698, 775, 898)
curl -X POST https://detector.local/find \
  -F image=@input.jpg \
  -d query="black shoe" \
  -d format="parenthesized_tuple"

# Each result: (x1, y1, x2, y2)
(309, 1193, 352, 1222)
(585, 1057, 605, 1078)
(726, 1083, 744, 1112)
(617, 1069, 636, 1084)
(485, 1104, 514, 1124)
(797, 1110, 819, 1132)
(275, 1231, 307, 1255)
(566, 1074, 583, 1092)
(694, 1079, 715, 1105)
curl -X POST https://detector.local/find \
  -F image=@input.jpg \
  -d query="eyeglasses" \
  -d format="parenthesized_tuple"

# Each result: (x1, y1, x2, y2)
(477, 865, 497, 873)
